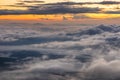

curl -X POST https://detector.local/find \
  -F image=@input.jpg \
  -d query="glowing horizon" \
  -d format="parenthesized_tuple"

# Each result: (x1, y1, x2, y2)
(0, 0, 120, 21)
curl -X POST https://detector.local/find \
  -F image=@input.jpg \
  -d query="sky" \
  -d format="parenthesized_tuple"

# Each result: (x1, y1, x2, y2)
(0, 0, 120, 24)
(0, 1, 120, 80)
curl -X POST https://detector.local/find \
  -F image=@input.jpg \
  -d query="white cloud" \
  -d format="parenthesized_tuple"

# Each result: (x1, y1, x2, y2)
(0, 25, 120, 80)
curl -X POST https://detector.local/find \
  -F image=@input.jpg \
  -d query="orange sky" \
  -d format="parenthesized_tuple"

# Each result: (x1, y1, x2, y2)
(0, 13, 120, 21)
(0, 0, 120, 21)
(0, 14, 72, 21)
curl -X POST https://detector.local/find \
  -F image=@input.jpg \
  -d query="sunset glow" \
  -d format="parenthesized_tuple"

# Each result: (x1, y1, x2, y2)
(0, 1, 120, 79)
(0, 0, 120, 21)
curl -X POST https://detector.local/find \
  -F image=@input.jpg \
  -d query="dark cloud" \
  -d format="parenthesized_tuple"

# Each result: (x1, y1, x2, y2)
(1, 1, 120, 15)
(21, 0, 45, 3)
(105, 10, 120, 14)
(0, 2, 101, 15)
(43, 1, 120, 5)
(100, 1, 120, 4)
(63, 16, 68, 20)
(15, 2, 26, 6)
(73, 14, 90, 19)
(0, 7, 101, 15)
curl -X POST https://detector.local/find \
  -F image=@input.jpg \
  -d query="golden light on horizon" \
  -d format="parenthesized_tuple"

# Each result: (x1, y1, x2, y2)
(85, 13, 120, 19)
(0, 0, 120, 21)
(0, 13, 120, 21)
(0, 14, 73, 21)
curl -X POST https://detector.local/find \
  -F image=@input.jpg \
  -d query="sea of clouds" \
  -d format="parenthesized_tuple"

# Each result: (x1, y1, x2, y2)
(0, 24, 120, 80)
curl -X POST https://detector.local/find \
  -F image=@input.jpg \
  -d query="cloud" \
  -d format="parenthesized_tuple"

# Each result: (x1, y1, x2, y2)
(100, 1, 120, 4)
(21, 0, 45, 3)
(0, 2, 101, 15)
(72, 14, 90, 19)
(0, 25, 120, 80)
(0, 7, 101, 15)
(28, 6, 101, 14)
(14, 0, 45, 6)
(105, 11, 120, 14)
(1, 1, 120, 15)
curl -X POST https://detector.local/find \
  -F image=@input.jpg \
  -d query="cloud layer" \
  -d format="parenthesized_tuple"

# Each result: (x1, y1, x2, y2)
(0, 24, 120, 80)
(0, 1, 120, 15)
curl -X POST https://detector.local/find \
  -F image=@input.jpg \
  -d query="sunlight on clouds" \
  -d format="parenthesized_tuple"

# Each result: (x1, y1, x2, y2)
(0, 6, 27, 10)
(85, 13, 120, 19)
(0, 13, 120, 21)
(70, 0, 104, 3)
(0, 0, 18, 5)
